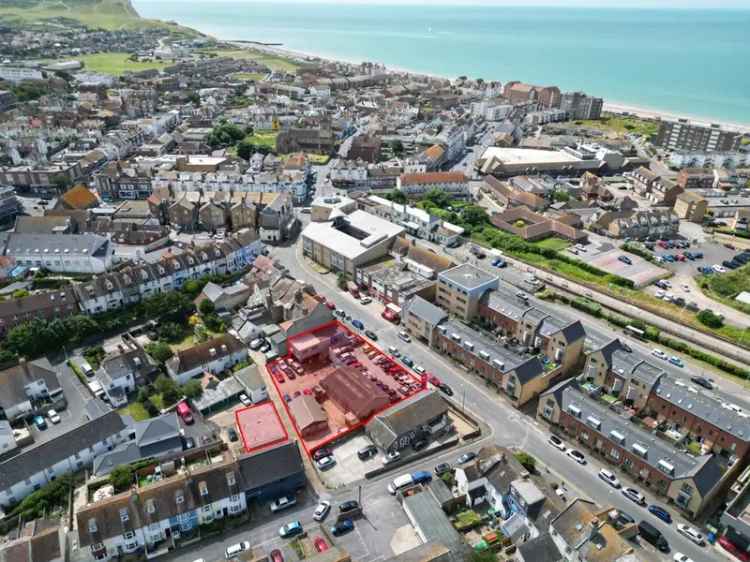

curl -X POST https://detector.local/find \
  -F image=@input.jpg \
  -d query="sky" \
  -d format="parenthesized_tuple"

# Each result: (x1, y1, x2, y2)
(163, 0, 750, 8)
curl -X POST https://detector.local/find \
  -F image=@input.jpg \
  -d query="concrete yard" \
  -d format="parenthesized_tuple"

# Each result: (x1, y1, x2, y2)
(317, 434, 383, 488)
(575, 244, 669, 287)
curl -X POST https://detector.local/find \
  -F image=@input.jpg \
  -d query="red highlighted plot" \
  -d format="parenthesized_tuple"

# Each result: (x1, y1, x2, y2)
(265, 320, 425, 457)
(235, 401, 289, 454)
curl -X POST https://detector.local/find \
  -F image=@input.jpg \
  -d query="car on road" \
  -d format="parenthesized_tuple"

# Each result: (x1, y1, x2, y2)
(438, 383, 453, 396)
(456, 452, 477, 465)
(567, 449, 586, 464)
(316, 456, 336, 471)
(401, 356, 414, 367)
(398, 331, 411, 343)
(648, 504, 672, 524)
(548, 435, 566, 451)
(270, 549, 284, 562)
(47, 409, 61, 424)
(357, 444, 378, 460)
(676, 523, 705, 546)
(33, 415, 47, 430)
(331, 519, 354, 537)
(387, 346, 401, 357)
(598, 469, 620, 488)
(239, 393, 252, 407)
(270, 496, 297, 512)
(225, 541, 251, 559)
(434, 463, 452, 476)
(652, 349, 668, 360)
(313, 500, 331, 521)
(673, 554, 694, 562)
(622, 487, 646, 505)
(719, 536, 750, 561)
(360, 296, 372, 305)
(313, 447, 332, 461)
(414, 365, 426, 374)
(351, 319, 364, 330)
(668, 356, 684, 367)
(690, 376, 712, 390)
(279, 521, 304, 538)
(364, 330, 378, 340)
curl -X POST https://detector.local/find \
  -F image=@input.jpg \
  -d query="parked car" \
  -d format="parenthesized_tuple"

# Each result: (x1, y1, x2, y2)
(313, 501, 331, 522)
(548, 435, 566, 451)
(652, 349, 668, 360)
(279, 521, 303, 538)
(413, 365, 426, 374)
(225, 542, 251, 559)
(313, 536, 329, 552)
(648, 504, 672, 524)
(673, 554, 694, 562)
(339, 500, 361, 515)
(364, 330, 378, 340)
(456, 452, 477, 465)
(434, 463, 452, 476)
(668, 356, 684, 368)
(676, 523, 705, 546)
(184, 436, 196, 450)
(33, 415, 47, 430)
(239, 393, 252, 407)
(690, 376, 713, 390)
(438, 383, 453, 396)
(270, 496, 297, 512)
(638, 520, 669, 552)
(227, 428, 238, 442)
(47, 409, 61, 424)
(622, 487, 646, 505)
(313, 447, 332, 461)
(387, 346, 401, 357)
(351, 319, 364, 330)
(618, 255, 632, 265)
(360, 296, 372, 305)
(398, 331, 411, 343)
(270, 550, 284, 562)
(382, 450, 401, 465)
(330, 519, 354, 537)
(598, 469, 620, 488)
(358, 445, 378, 460)
(567, 449, 586, 464)
(401, 356, 414, 367)
(316, 456, 336, 471)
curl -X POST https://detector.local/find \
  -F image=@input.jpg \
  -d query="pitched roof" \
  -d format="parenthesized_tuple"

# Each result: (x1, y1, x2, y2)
(61, 185, 99, 210)
(406, 296, 448, 327)
(166, 334, 244, 375)
(367, 391, 447, 447)
(134, 413, 180, 448)
(517, 533, 563, 562)
(237, 441, 304, 491)
(0, 361, 60, 410)
(400, 171, 467, 186)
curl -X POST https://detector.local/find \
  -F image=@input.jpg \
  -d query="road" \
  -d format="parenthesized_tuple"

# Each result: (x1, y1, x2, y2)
(269, 238, 713, 562)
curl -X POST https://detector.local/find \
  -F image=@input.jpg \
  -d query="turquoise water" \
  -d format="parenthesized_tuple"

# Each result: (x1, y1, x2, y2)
(135, 1, 750, 125)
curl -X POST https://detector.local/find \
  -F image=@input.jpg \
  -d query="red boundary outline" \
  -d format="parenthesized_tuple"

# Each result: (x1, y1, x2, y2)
(234, 401, 290, 454)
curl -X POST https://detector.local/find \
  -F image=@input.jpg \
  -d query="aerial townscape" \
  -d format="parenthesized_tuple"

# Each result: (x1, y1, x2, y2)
(1, 2, 750, 562)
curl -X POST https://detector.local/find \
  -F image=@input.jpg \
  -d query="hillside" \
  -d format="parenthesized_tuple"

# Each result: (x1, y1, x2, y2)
(0, 0, 200, 36)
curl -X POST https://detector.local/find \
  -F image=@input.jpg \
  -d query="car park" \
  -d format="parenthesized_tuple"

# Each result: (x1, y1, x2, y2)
(676, 523, 705, 546)
(622, 487, 646, 505)
(225, 542, 251, 559)
(548, 435, 566, 451)
(615, 511, 635, 525)
(279, 521, 303, 538)
(648, 504, 672, 524)
(270, 496, 297, 512)
(331, 519, 354, 537)
(567, 449, 586, 464)
(357, 445, 378, 460)
(316, 456, 336, 471)
(456, 452, 477, 465)
(47, 409, 61, 424)
(313, 500, 331, 521)
(598, 469, 620, 488)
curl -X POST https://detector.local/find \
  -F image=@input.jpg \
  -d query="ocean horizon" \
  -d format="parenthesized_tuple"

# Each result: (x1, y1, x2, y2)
(134, 1, 750, 126)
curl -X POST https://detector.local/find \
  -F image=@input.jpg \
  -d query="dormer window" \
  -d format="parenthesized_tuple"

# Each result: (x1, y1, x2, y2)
(175, 491, 184, 504)
(88, 518, 98, 533)
(226, 472, 236, 487)
(119, 508, 129, 522)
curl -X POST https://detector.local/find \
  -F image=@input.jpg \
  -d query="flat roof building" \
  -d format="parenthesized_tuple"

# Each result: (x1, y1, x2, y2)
(477, 147, 602, 177)
(436, 263, 498, 320)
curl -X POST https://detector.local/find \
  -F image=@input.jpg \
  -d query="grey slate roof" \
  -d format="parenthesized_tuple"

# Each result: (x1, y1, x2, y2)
(406, 296, 447, 327)
(92, 442, 142, 476)
(402, 489, 462, 548)
(134, 413, 180, 448)
(5, 232, 110, 257)
(0, 411, 130, 490)
(654, 377, 750, 441)
(0, 361, 60, 410)
(366, 390, 447, 448)
(237, 441, 304, 492)
(517, 533, 563, 562)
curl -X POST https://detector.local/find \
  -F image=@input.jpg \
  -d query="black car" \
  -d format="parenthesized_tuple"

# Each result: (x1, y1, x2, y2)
(723, 259, 739, 269)
(434, 463, 452, 476)
(412, 439, 428, 451)
(313, 447, 333, 461)
(690, 376, 713, 390)
(357, 445, 378, 460)
(616, 511, 635, 525)
(331, 519, 354, 537)
(401, 356, 414, 367)
(437, 383, 454, 396)
(339, 500, 361, 515)
(364, 330, 378, 341)
(227, 428, 239, 442)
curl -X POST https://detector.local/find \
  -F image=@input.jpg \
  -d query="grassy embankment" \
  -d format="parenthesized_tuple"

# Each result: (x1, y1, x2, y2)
(204, 48, 300, 73)
(574, 114, 659, 138)
(76, 52, 169, 76)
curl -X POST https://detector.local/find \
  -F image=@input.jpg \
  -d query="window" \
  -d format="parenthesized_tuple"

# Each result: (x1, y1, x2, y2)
(88, 519, 98, 533)
(175, 492, 184, 504)
(119, 508, 129, 523)
(123, 531, 134, 540)
(610, 448, 620, 460)
(230, 494, 240, 503)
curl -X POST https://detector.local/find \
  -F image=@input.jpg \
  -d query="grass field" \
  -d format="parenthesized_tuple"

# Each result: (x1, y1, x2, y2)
(231, 72, 267, 82)
(533, 237, 571, 251)
(574, 114, 659, 138)
(244, 130, 278, 150)
(118, 402, 149, 422)
(205, 48, 300, 72)
(76, 52, 169, 76)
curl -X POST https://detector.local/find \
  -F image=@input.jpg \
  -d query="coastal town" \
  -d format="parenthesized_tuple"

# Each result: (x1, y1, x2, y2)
(1, 3, 750, 562)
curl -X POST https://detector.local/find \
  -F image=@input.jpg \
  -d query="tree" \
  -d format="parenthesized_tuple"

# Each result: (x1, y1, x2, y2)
(388, 139, 404, 156)
(109, 465, 135, 492)
(187, 91, 201, 107)
(697, 309, 724, 329)
(199, 299, 216, 315)
(204, 313, 224, 332)
(385, 190, 407, 204)
(146, 342, 174, 364)
(513, 451, 537, 474)
(337, 272, 348, 291)
(236, 139, 255, 161)
(51, 175, 71, 193)
(461, 205, 490, 229)
(207, 121, 245, 148)
(181, 379, 203, 400)
(154, 375, 180, 406)
(158, 322, 185, 343)
(552, 190, 570, 202)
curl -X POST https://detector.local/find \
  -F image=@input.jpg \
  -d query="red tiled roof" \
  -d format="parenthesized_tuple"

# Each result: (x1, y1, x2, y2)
(400, 171, 467, 186)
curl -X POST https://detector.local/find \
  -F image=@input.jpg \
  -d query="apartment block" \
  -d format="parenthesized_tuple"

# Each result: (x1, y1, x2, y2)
(653, 119, 742, 152)
(436, 264, 498, 320)
(560, 91, 604, 121)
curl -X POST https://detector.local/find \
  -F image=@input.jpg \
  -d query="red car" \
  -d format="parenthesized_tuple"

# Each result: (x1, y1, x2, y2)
(270, 549, 284, 562)
(326, 301, 336, 310)
(314, 536, 329, 553)
(274, 372, 285, 384)
(428, 375, 442, 386)
(719, 536, 750, 562)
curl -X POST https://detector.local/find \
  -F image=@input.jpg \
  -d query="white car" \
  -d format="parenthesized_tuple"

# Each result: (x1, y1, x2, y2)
(713, 264, 727, 273)
(387, 346, 401, 357)
(313, 500, 331, 521)
(673, 554, 694, 562)
(270, 496, 297, 512)
(398, 331, 411, 343)
(414, 365, 426, 374)
(567, 449, 586, 465)
(621, 487, 646, 505)
(382, 450, 401, 465)
(652, 349, 668, 360)
(676, 523, 705, 546)
(360, 296, 372, 305)
(47, 409, 61, 424)
(681, 284, 690, 292)
(598, 469, 620, 488)
(249, 338, 264, 350)
(225, 541, 251, 559)
(238, 393, 252, 407)
(655, 289, 665, 299)
(548, 435, 566, 452)
(316, 456, 336, 471)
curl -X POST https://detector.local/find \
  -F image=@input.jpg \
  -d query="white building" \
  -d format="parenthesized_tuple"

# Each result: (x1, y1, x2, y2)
(669, 150, 750, 170)
(0, 66, 44, 83)
(165, 335, 248, 384)
(397, 171, 470, 199)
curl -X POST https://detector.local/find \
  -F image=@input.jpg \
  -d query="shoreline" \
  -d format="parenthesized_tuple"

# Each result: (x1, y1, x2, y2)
(230, 41, 750, 133)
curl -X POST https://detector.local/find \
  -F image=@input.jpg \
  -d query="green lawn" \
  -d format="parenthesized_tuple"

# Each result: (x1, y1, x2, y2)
(533, 237, 571, 251)
(75, 52, 169, 76)
(231, 71, 267, 82)
(205, 48, 299, 72)
(574, 114, 659, 138)
(244, 130, 278, 150)
(118, 402, 150, 421)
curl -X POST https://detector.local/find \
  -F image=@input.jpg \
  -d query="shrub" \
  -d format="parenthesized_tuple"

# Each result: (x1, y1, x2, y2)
(697, 309, 724, 328)
(145, 341, 174, 364)
(199, 299, 216, 315)
(513, 451, 537, 473)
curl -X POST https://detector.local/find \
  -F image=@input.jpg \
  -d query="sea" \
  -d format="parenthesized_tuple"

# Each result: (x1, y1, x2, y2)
(134, 1, 750, 126)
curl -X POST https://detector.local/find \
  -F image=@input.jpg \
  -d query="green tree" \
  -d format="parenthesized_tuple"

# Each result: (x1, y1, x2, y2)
(697, 309, 724, 329)
(187, 91, 201, 106)
(237, 139, 255, 161)
(158, 322, 185, 343)
(470, 551, 497, 562)
(388, 139, 404, 156)
(461, 205, 490, 229)
(51, 175, 71, 193)
(181, 379, 203, 400)
(513, 451, 537, 473)
(146, 342, 174, 364)
(337, 272, 348, 291)
(385, 190, 407, 204)
(207, 121, 245, 148)
(109, 465, 134, 492)
(552, 190, 570, 202)
(154, 374, 180, 406)
(199, 299, 216, 315)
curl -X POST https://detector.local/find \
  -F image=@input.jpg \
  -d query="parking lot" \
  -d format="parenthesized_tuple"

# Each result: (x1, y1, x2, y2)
(579, 245, 669, 287)
(317, 434, 383, 488)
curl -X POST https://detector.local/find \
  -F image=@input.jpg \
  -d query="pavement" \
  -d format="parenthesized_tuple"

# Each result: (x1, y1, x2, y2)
(265, 237, 714, 562)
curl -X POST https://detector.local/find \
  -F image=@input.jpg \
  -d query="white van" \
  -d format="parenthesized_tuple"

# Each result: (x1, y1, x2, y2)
(388, 474, 414, 495)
